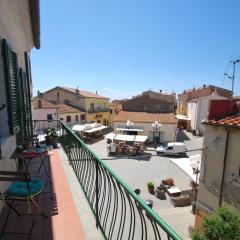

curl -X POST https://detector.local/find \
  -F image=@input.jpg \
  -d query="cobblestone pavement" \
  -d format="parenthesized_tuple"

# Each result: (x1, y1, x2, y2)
(87, 132, 203, 239)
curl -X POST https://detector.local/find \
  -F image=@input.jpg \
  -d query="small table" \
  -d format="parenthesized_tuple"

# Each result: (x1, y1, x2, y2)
(167, 186, 181, 197)
(11, 149, 54, 197)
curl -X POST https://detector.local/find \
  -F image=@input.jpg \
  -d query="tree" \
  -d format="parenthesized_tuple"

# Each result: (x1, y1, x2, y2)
(193, 206, 240, 240)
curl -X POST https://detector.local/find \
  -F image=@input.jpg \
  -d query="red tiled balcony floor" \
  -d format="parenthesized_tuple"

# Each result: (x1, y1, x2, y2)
(0, 150, 85, 240)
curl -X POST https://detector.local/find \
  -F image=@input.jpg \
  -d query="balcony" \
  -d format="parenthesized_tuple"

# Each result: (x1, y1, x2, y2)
(0, 120, 182, 239)
(88, 108, 110, 114)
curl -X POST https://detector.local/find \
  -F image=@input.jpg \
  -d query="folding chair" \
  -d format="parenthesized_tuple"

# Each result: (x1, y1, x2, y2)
(0, 171, 47, 239)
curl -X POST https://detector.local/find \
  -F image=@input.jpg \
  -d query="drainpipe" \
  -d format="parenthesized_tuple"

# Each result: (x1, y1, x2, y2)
(219, 128, 230, 207)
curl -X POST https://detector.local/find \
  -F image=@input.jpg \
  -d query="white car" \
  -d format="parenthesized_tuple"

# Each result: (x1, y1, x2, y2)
(156, 142, 187, 157)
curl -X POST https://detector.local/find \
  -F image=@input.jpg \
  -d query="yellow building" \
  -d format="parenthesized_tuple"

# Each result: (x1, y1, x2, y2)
(108, 102, 122, 127)
(41, 86, 110, 125)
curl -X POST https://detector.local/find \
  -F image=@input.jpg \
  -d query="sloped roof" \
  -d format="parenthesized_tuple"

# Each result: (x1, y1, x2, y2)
(59, 86, 108, 99)
(58, 104, 84, 114)
(33, 97, 58, 109)
(203, 115, 240, 128)
(113, 111, 177, 124)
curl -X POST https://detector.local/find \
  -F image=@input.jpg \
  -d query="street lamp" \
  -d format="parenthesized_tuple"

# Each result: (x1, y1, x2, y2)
(190, 160, 200, 214)
(126, 120, 133, 128)
(152, 121, 162, 148)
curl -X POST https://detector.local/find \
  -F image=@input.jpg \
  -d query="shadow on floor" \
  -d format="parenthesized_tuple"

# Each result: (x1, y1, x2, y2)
(102, 152, 153, 161)
(177, 130, 191, 142)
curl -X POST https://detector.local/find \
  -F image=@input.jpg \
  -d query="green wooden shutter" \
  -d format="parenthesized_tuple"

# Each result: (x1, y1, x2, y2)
(1, 39, 21, 135)
(24, 52, 33, 136)
(19, 68, 32, 139)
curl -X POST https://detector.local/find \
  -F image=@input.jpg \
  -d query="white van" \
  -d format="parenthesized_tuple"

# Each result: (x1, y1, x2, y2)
(156, 142, 187, 156)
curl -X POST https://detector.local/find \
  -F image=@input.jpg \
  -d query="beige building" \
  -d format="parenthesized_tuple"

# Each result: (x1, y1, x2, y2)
(0, 0, 40, 211)
(58, 104, 86, 127)
(113, 111, 178, 143)
(41, 86, 110, 125)
(196, 99, 240, 225)
(109, 102, 121, 127)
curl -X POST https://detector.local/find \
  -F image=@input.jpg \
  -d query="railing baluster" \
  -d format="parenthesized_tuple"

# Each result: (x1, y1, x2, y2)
(33, 120, 182, 240)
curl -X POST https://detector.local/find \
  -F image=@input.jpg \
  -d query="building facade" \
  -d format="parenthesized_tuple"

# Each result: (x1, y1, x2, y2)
(113, 111, 177, 143)
(58, 103, 86, 127)
(122, 90, 176, 113)
(0, 0, 40, 211)
(187, 92, 228, 135)
(32, 97, 59, 121)
(109, 102, 121, 128)
(178, 85, 232, 115)
(196, 99, 240, 225)
(41, 86, 110, 125)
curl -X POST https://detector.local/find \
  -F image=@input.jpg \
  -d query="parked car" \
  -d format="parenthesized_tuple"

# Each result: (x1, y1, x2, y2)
(156, 142, 187, 157)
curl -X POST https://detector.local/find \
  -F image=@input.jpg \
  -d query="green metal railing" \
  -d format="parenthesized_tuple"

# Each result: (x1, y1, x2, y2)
(34, 120, 182, 239)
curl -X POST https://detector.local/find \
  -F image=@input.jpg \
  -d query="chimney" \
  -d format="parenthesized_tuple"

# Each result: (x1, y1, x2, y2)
(37, 90, 42, 98)
(96, 91, 98, 95)
(203, 84, 206, 88)
(159, 90, 162, 93)
(75, 87, 79, 95)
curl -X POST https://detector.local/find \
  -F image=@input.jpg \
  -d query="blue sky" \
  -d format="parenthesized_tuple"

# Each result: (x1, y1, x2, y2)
(31, 0, 240, 100)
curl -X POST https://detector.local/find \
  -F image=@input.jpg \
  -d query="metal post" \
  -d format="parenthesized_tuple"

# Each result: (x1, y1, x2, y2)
(219, 129, 230, 207)
(95, 161, 99, 228)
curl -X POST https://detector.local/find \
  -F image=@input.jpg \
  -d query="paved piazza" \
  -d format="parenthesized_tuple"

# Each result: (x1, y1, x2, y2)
(87, 131, 203, 239)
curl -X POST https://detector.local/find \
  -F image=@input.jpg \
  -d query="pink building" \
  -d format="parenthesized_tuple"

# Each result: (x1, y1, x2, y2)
(32, 97, 59, 121)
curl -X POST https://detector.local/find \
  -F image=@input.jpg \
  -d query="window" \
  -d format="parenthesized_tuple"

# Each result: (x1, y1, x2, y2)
(110, 109, 113, 114)
(57, 92, 60, 103)
(2, 39, 21, 135)
(47, 114, 53, 120)
(64, 99, 69, 104)
(66, 116, 71, 122)
(81, 114, 86, 121)
(90, 103, 94, 112)
(167, 146, 173, 150)
(60, 118, 64, 121)
(97, 103, 101, 109)
(75, 115, 79, 122)
(38, 100, 42, 108)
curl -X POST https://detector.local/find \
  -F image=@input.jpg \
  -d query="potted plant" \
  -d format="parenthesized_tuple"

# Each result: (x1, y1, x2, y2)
(166, 177, 174, 186)
(45, 128, 58, 148)
(147, 181, 155, 194)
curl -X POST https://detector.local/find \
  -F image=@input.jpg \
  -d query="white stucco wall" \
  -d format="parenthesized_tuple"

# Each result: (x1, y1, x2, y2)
(188, 101, 197, 130)
(113, 121, 177, 142)
(188, 95, 228, 134)
(197, 125, 240, 212)
(32, 108, 58, 121)
(0, 1, 35, 211)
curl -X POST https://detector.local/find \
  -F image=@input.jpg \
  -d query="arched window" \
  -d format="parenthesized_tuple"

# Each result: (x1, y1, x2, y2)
(57, 92, 60, 103)
(38, 100, 42, 108)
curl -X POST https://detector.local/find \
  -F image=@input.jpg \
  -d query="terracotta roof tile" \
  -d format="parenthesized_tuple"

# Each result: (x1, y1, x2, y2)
(113, 111, 177, 124)
(57, 104, 84, 114)
(33, 97, 58, 109)
(203, 115, 240, 128)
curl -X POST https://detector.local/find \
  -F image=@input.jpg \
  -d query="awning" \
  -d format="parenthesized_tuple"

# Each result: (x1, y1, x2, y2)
(176, 115, 191, 121)
(169, 154, 201, 182)
(116, 128, 143, 132)
(84, 126, 108, 133)
(72, 123, 102, 132)
(105, 133, 147, 143)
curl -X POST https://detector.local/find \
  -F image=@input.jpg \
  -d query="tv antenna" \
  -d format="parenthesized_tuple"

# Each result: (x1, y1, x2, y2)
(224, 59, 240, 96)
